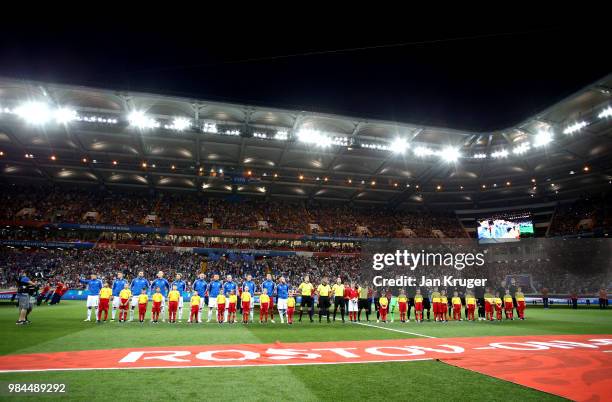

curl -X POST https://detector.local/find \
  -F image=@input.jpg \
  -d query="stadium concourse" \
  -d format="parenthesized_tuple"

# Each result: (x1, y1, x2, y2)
(0, 76, 612, 401)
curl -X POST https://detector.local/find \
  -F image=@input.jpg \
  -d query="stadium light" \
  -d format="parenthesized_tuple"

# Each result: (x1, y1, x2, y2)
(391, 138, 409, 154)
(165, 117, 191, 131)
(491, 149, 509, 158)
(598, 106, 612, 119)
(533, 129, 553, 147)
(297, 129, 332, 147)
(274, 130, 288, 140)
(414, 146, 434, 157)
(128, 111, 159, 129)
(54, 108, 78, 124)
(513, 142, 531, 155)
(473, 153, 487, 159)
(439, 147, 460, 162)
(202, 122, 218, 133)
(14, 102, 53, 125)
(362, 142, 390, 151)
(563, 121, 588, 135)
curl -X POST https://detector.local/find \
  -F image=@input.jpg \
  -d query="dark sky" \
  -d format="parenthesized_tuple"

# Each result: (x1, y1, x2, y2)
(0, 21, 609, 132)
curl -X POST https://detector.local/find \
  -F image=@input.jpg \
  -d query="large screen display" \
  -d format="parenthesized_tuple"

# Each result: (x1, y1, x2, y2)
(477, 213, 534, 243)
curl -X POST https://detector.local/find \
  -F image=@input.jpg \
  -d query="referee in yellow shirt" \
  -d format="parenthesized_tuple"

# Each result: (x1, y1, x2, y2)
(331, 277, 346, 322)
(317, 277, 332, 323)
(298, 276, 314, 322)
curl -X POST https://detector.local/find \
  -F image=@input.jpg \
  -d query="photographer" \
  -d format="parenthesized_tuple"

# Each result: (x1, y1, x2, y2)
(16, 271, 38, 325)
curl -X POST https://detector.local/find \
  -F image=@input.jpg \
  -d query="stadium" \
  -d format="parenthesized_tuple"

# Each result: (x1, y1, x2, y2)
(0, 35, 611, 401)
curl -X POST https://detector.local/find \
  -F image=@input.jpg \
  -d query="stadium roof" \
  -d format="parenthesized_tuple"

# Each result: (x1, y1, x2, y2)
(0, 74, 611, 209)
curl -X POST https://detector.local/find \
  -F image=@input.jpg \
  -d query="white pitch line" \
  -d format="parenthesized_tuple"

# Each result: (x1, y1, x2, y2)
(353, 321, 437, 338)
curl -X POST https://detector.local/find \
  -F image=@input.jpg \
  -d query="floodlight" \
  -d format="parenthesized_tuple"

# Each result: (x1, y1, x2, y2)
(54, 108, 77, 124)
(439, 147, 460, 162)
(598, 106, 612, 119)
(533, 129, 553, 147)
(513, 142, 531, 155)
(14, 102, 52, 125)
(167, 117, 190, 131)
(414, 146, 434, 157)
(391, 138, 409, 154)
(563, 121, 587, 135)
(491, 149, 509, 158)
(128, 111, 159, 129)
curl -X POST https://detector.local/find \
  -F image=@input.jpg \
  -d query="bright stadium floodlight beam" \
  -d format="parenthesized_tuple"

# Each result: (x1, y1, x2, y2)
(391, 138, 409, 154)
(14, 102, 53, 125)
(491, 149, 509, 158)
(414, 146, 434, 157)
(128, 111, 159, 129)
(598, 106, 612, 119)
(202, 122, 218, 133)
(274, 130, 288, 140)
(54, 108, 77, 124)
(533, 129, 553, 147)
(563, 121, 588, 135)
(297, 129, 332, 147)
(513, 142, 531, 155)
(439, 147, 461, 162)
(168, 117, 190, 131)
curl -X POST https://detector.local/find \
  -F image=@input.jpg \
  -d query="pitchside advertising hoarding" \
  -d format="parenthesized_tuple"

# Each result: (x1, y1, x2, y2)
(359, 238, 612, 300)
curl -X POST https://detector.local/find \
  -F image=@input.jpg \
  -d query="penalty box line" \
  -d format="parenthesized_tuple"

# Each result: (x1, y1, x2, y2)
(353, 321, 437, 338)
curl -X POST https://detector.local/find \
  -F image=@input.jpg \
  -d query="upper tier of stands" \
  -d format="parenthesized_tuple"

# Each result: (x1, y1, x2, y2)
(0, 184, 467, 238)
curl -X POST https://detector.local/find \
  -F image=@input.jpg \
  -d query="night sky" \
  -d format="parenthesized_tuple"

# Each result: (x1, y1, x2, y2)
(0, 21, 609, 132)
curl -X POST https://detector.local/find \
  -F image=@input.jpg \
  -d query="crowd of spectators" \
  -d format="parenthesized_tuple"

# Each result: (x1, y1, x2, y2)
(0, 248, 362, 292)
(0, 184, 466, 238)
(548, 194, 611, 237)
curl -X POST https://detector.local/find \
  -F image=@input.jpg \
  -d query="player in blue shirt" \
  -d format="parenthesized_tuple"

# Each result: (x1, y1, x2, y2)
(242, 274, 256, 322)
(191, 273, 208, 323)
(129, 271, 149, 321)
(172, 273, 187, 322)
(110, 272, 127, 321)
(151, 271, 170, 322)
(276, 276, 290, 324)
(207, 274, 223, 322)
(223, 275, 238, 322)
(80, 274, 103, 322)
(261, 274, 277, 323)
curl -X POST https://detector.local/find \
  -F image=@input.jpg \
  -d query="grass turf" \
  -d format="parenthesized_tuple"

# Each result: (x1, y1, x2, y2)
(1, 301, 610, 401)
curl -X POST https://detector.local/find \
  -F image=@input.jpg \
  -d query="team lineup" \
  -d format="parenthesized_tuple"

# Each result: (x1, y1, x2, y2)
(80, 270, 527, 325)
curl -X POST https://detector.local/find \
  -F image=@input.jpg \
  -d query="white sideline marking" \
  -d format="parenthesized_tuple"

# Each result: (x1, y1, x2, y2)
(353, 321, 437, 338)
(0, 358, 434, 373)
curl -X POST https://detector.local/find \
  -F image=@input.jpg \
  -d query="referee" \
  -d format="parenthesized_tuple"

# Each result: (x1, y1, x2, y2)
(317, 277, 332, 323)
(16, 271, 37, 325)
(298, 276, 314, 322)
(331, 277, 346, 322)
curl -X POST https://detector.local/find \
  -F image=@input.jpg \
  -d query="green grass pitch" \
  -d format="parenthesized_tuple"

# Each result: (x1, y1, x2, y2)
(1, 301, 611, 401)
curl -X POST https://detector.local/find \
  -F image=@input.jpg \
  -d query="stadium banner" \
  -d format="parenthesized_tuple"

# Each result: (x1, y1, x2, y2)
(360, 238, 612, 300)
(191, 247, 296, 257)
(524, 297, 612, 305)
(1, 334, 611, 402)
(0, 240, 94, 249)
(0, 290, 17, 300)
(49, 223, 169, 234)
(0, 219, 390, 242)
